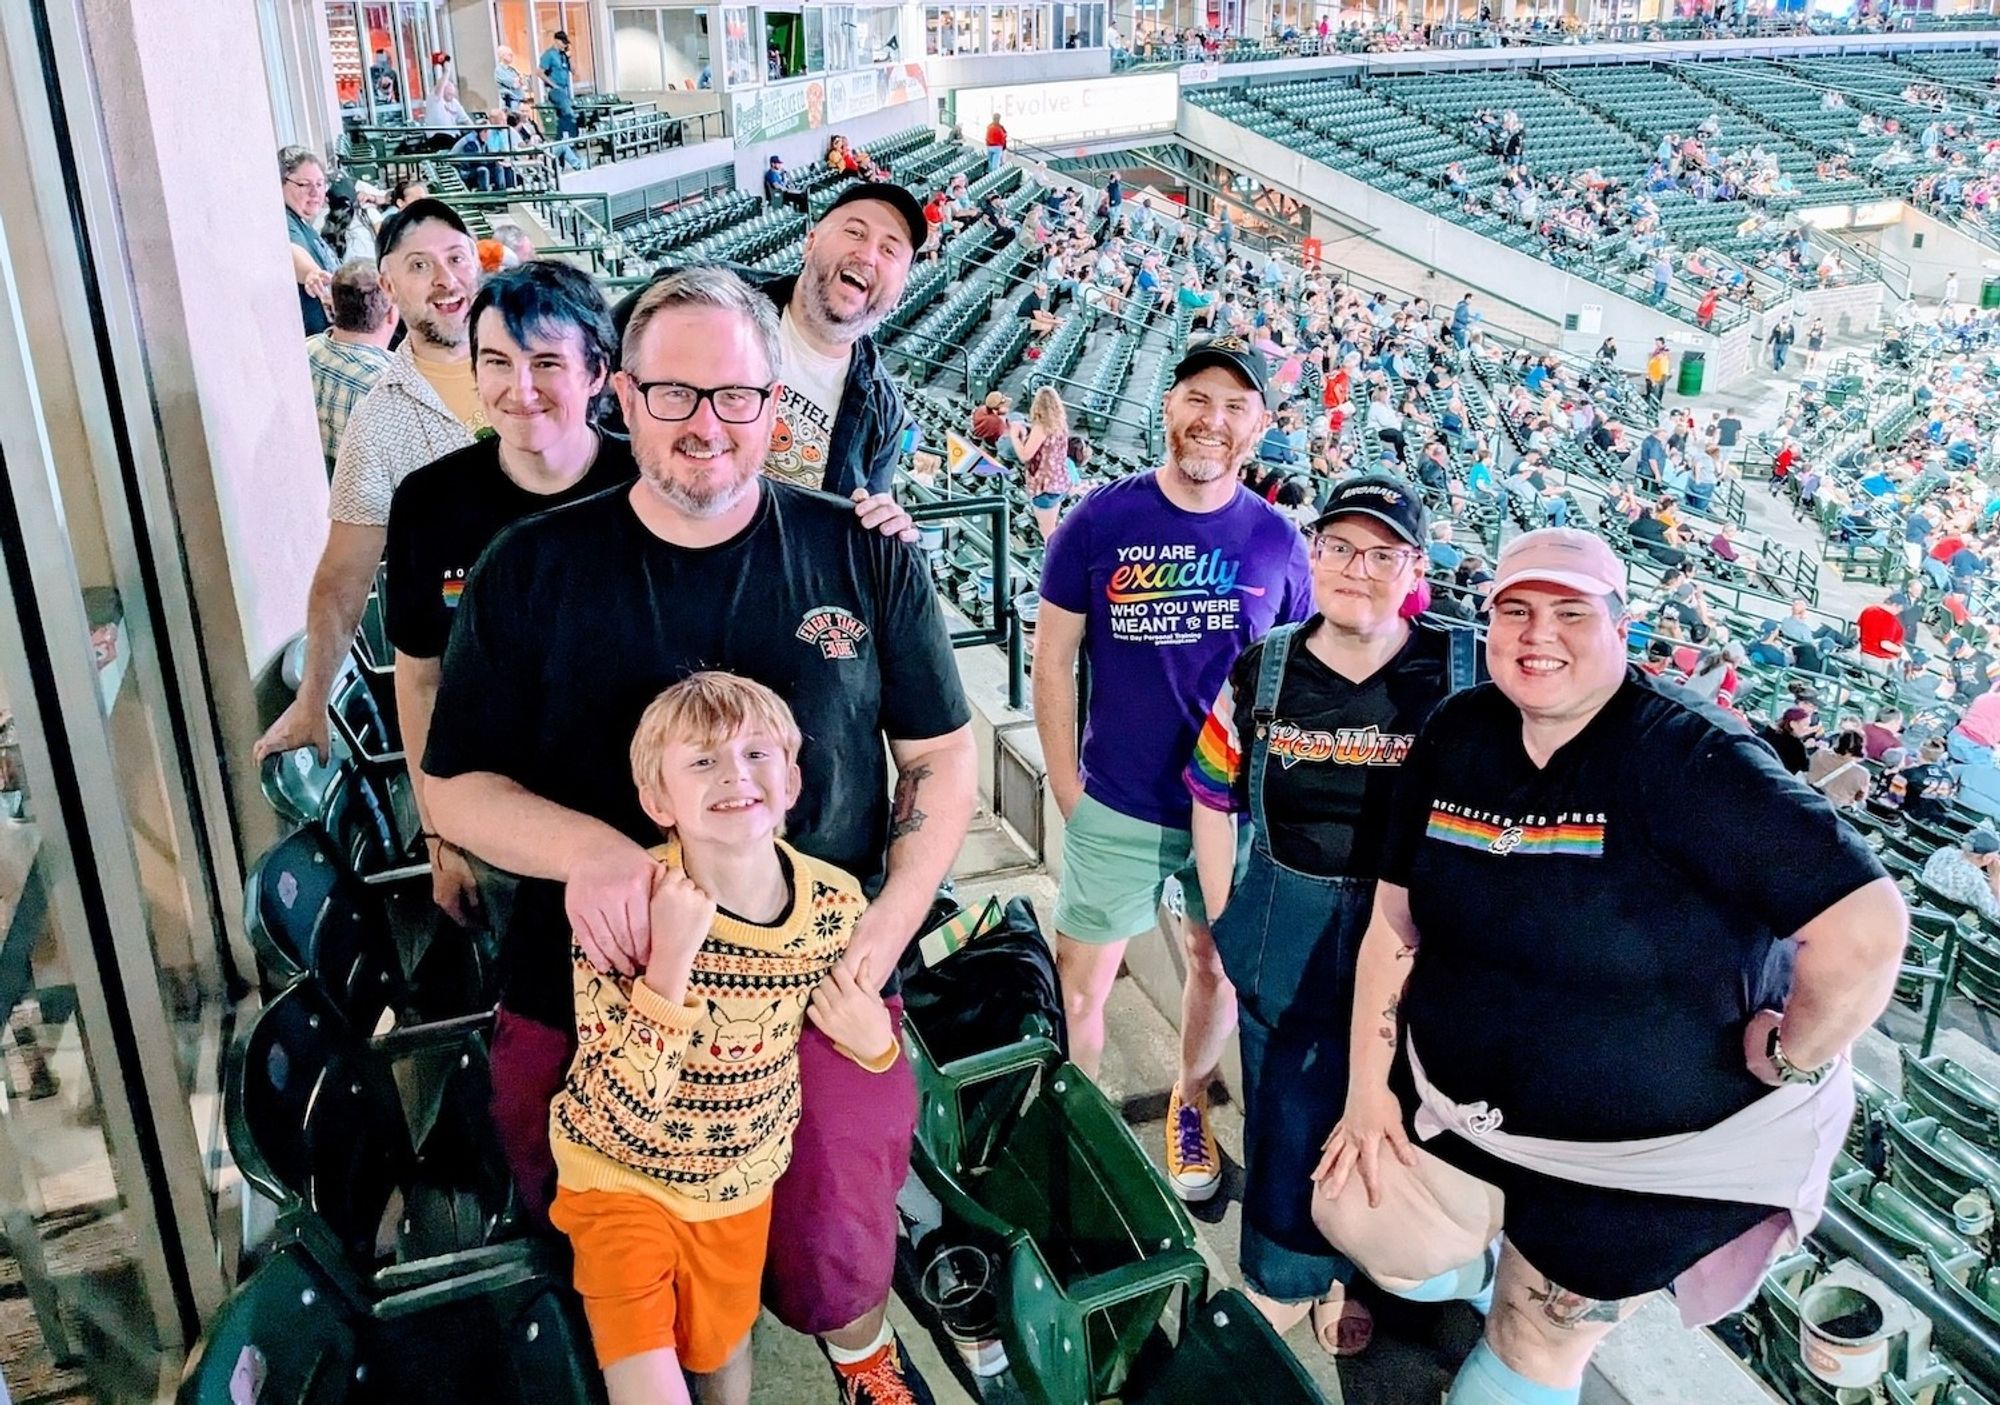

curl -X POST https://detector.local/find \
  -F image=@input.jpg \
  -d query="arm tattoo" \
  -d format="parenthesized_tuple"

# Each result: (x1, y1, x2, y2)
(889, 762, 934, 841)
(1377, 996, 1399, 1047)
(1526, 1278, 1622, 1328)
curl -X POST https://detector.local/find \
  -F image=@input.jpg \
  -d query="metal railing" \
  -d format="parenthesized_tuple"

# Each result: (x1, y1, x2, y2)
(907, 496, 1027, 709)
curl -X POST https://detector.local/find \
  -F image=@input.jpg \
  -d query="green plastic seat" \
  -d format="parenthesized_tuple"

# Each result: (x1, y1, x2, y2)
(1830, 1167, 1972, 1263)
(905, 1028, 1206, 1405)
(1126, 1289, 1328, 1404)
(1901, 1049, 2000, 1152)
(1884, 1102, 2000, 1226)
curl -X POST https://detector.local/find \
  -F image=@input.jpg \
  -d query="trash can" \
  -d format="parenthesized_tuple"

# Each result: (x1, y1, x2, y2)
(1981, 276, 2000, 310)
(1676, 349, 1706, 397)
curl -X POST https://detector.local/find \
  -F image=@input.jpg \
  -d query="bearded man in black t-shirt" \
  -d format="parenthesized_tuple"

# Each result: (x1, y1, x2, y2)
(425, 266, 975, 1403)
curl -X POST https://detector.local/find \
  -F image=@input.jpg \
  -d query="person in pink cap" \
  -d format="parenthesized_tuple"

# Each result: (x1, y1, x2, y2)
(1302, 527, 1908, 1405)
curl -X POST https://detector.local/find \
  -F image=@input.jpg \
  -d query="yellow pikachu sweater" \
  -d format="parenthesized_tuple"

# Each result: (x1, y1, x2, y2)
(548, 839, 889, 1220)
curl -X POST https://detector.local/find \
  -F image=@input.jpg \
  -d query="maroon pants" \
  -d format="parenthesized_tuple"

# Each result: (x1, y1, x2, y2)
(491, 996, 918, 1336)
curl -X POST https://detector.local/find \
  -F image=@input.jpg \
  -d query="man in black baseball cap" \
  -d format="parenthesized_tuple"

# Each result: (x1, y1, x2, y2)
(611, 179, 920, 504)
(1312, 471, 1429, 549)
(1172, 332, 1270, 399)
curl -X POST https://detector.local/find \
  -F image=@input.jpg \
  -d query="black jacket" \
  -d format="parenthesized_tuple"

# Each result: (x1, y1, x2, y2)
(611, 267, 908, 498)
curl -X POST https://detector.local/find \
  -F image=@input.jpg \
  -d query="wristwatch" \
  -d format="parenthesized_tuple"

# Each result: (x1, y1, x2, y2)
(1767, 1025, 1831, 1086)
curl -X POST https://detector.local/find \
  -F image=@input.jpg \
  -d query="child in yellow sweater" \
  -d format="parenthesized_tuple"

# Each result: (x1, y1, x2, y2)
(547, 671, 898, 1405)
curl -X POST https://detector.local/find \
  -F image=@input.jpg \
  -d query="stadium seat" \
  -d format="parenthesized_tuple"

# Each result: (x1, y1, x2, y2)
(904, 1027, 1207, 1404)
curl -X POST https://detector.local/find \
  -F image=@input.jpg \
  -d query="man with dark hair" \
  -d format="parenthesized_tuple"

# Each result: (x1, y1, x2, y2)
(426, 265, 975, 1405)
(385, 262, 636, 923)
(306, 258, 398, 474)
(613, 180, 928, 500)
(539, 28, 578, 140)
(256, 199, 483, 764)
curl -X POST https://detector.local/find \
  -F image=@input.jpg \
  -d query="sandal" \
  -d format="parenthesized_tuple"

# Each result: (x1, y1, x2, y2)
(1310, 1290, 1375, 1358)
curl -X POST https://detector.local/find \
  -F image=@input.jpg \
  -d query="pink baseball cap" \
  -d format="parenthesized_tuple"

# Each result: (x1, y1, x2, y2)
(1492, 528, 1626, 601)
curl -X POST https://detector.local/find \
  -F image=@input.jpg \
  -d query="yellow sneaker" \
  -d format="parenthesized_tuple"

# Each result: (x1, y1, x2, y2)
(1165, 1083, 1221, 1203)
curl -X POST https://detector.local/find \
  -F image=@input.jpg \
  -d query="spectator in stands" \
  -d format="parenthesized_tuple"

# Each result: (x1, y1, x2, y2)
(450, 109, 513, 191)
(1650, 250, 1674, 305)
(383, 262, 635, 926)
(388, 176, 429, 209)
(424, 78, 473, 138)
(1903, 738, 1957, 822)
(1010, 386, 1074, 539)
(1922, 830, 2000, 921)
(1808, 728, 1872, 810)
(1451, 292, 1474, 349)
(491, 222, 535, 266)
(985, 112, 1009, 174)
(1033, 338, 1310, 1204)
(255, 200, 484, 764)
(1803, 317, 1827, 374)
(1367, 386, 1407, 461)
(764, 155, 809, 214)
(1862, 706, 1905, 762)
(494, 45, 527, 112)
(425, 266, 974, 1405)
(539, 29, 579, 141)
(305, 258, 398, 475)
(970, 391, 1012, 448)
(1184, 474, 1465, 1359)
(1760, 705, 1817, 774)
(1644, 338, 1670, 409)
(280, 145, 337, 335)
(1018, 278, 1061, 339)
(1771, 317, 1796, 371)
(1321, 524, 1902, 1401)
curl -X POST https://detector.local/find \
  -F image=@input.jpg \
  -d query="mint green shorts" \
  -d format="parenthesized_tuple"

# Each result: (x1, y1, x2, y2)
(1053, 792, 1215, 945)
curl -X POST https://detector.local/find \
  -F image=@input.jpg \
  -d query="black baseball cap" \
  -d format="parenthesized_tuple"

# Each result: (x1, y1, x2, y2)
(1310, 473, 1430, 547)
(1171, 334, 1268, 396)
(824, 181, 928, 255)
(376, 197, 471, 258)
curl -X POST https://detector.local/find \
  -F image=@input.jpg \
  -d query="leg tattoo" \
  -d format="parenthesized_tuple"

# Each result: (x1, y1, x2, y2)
(1525, 1278, 1621, 1329)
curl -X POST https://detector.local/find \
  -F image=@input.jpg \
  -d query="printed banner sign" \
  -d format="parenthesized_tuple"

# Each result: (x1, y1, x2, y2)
(732, 63, 930, 148)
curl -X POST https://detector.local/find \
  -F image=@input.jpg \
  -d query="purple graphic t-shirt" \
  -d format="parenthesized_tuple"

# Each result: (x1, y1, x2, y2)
(1041, 472, 1312, 829)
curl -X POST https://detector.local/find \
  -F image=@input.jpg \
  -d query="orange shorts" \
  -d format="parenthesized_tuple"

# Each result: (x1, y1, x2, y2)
(549, 1187, 772, 1372)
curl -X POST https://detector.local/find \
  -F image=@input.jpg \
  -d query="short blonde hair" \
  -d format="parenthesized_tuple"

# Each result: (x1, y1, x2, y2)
(630, 672, 802, 799)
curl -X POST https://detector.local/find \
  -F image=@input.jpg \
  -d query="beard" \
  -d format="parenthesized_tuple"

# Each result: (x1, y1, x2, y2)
(636, 433, 759, 519)
(801, 255, 892, 339)
(1166, 424, 1240, 483)
(412, 307, 467, 350)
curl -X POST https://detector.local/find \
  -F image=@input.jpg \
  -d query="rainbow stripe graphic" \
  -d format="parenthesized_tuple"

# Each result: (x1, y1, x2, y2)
(1425, 808, 1605, 857)
(441, 578, 465, 609)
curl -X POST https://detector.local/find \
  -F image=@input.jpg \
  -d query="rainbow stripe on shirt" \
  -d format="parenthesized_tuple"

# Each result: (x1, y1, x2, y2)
(1425, 805, 1606, 858)
(441, 577, 466, 609)
(1183, 679, 1242, 814)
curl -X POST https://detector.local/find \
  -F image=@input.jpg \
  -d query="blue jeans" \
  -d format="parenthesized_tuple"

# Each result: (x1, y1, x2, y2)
(987, 144, 1004, 173)
(551, 99, 579, 139)
(1213, 850, 1374, 1301)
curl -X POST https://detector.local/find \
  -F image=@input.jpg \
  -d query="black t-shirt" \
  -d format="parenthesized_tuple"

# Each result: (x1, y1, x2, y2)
(424, 481, 972, 1026)
(1017, 289, 1043, 319)
(383, 433, 638, 659)
(1219, 623, 1456, 877)
(1381, 670, 1884, 1141)
(1718, 415, 1743, 448)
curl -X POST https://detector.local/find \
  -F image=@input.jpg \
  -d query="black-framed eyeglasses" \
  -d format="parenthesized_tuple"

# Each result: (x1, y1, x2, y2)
(628, 380, 775, 424)
(1311, 537, 1418, 579)
(286, 177, 329, 194)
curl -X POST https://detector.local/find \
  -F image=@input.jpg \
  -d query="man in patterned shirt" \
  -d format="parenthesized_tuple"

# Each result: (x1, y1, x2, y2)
(1921, 829, 2000, 922)
(256, 200, 483, 763)
(304, 259, 397, 475)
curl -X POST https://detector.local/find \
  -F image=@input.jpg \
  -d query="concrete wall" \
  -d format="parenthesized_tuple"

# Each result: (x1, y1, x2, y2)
(1178, 100, 1748, 388)
(1861, 205, 1998, 305)
(559, 135, 736, 194)
(731, 96, 935, 187)
(926, 46, 1108, 93)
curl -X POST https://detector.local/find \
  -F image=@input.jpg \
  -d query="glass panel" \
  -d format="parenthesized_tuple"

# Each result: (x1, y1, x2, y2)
(925, 4, 946, 53)
(327, 1, 368, 119)
(0, 664, 164, 1402)
(361, 2, 406, 121)
(862, 3, 900, 59)
(721, 5, 758, 84)
(397, 2, 431, 121)
(661, 8, 711, 88)
(953, 5, 985, 51)
(615, 9, 667, 89)
(990, 4, 1019, 49)
(495, 0, 535, 78)
(824, 5, 856, 71)
(1021, 3, 1046, 48)
(560, 0, 597, 89)
(804, 9, 826, 71)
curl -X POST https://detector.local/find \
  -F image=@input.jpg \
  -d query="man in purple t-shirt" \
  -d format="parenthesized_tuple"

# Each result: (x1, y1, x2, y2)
(1033, 336, 1311, 1203)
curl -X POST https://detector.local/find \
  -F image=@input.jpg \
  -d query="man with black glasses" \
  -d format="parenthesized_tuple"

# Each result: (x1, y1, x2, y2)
(425, 266, 975, 1405)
